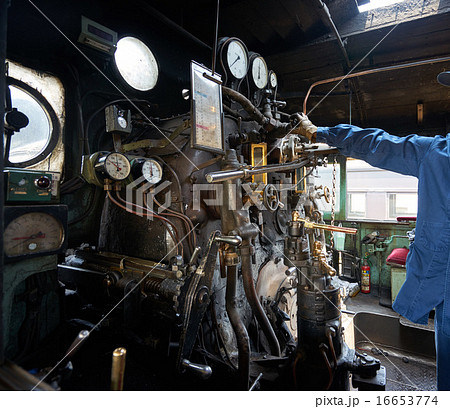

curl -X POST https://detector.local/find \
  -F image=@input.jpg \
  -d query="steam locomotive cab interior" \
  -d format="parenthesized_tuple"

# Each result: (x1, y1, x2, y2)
(1, 0, 449, 392)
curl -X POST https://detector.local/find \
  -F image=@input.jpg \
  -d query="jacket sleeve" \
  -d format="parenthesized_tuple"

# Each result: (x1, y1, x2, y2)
(316, 124, 434, 177)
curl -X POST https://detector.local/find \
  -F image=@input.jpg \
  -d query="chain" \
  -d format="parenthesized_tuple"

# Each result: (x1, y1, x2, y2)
(329, 156, 337, 249)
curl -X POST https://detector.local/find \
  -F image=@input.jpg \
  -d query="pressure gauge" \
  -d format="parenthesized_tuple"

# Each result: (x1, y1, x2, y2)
(95, 152, 131, 181)
(251, 55, 268, 89)
(142, 159, 163, 184)
(269, 71, 278, 89)
(226, 39, 248, 80)
(3, 205, 68, 261)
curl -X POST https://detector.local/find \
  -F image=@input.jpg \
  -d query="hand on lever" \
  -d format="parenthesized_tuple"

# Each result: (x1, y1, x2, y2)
(292, 113, 317, 142)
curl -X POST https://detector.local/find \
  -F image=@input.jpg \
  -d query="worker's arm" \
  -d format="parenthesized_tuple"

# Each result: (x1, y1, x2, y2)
(316, 124, 434, 177)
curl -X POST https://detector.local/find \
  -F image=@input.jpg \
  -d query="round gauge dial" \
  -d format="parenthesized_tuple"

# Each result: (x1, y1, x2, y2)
(104, 152, 131, 181)
(4, 212, 64, 257)
(226, 40, 248, 79)
(142, 159, 163, 184)
(114, 36, 159, 91)
(269, 71, 277, 89)
(251, 56, 268, 89)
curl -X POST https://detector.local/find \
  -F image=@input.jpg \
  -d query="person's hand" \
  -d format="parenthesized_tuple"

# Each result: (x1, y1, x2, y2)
(292, 113, 317, 142)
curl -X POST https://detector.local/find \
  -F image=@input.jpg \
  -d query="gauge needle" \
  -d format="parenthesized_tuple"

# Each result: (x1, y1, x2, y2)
(12, 232, 46, 240)
(258, 63, 261, 80)
(11, 232, 45, 249)
(230, 55, 240, 67)
(111, 161, 122, 171)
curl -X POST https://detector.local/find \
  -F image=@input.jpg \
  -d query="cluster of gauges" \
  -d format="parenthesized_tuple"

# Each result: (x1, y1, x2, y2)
(219, 37, 277, 90)
(94, 152, 163, 185)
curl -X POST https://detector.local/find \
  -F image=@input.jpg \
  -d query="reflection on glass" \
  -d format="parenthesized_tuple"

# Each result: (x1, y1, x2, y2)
(8, 86, 51, 163)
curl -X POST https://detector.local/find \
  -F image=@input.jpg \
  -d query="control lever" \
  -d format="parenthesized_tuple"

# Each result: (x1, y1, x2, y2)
(295, 216, 358, 235)
(188, 246, 202, 266)
(65, 330, 90, 360)
(181, 359, 212, 380)
(215, 235, 242, 247)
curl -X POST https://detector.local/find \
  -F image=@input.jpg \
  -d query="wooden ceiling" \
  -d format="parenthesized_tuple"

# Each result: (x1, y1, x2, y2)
(151, 0, 450, 136)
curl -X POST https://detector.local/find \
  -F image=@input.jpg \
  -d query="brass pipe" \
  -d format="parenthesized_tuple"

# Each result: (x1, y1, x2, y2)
(111, 347, 127, 391)
(303, 55, 450, 113)
(299, 217, 357, 235)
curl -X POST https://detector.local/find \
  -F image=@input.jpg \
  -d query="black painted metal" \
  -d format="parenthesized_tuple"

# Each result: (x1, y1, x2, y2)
(0, 0, 10, 366)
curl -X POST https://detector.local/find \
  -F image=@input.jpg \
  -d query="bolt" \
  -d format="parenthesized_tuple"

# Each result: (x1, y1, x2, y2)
(197, 288, 209, 304)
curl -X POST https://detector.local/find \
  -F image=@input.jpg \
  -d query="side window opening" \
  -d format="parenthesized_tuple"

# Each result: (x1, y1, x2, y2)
(4, 60, 65, 172)
(346, 158, 418, 221)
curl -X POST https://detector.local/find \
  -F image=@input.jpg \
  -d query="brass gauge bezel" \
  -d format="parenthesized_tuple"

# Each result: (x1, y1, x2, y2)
(3, 205, 68, 262)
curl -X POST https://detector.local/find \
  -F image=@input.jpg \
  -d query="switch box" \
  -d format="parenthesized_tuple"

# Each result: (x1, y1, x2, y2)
(4, 169, 60, 202)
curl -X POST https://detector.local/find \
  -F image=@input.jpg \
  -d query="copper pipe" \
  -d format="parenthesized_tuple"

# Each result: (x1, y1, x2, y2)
(111, 347, 127, 391)
(303, 55, 450, 114)
(327, 330, 338, 369)
(226, 265, 250, 390)
(241, 248, 281, 357)
(320, 348, 333, 390)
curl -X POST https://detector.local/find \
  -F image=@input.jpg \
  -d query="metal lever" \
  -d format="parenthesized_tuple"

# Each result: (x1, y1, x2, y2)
(206, 158, 310, 183)
(65, 330, 89, 360)
(189, 246, 202, 266)
(215, 235, 242, 247)
(297, 218, 357, 235)
(181, 359, 212, 380)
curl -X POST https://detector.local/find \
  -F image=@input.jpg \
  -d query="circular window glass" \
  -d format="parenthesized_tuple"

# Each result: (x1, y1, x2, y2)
(114, 36, 158, 91)
(8, 86, 52, 164)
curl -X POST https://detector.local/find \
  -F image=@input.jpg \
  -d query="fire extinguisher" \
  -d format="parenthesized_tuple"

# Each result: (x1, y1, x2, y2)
(361, 255, 371, 294)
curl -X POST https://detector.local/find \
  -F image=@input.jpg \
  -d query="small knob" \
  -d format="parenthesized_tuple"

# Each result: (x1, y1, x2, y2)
(34, 176, 51, 190)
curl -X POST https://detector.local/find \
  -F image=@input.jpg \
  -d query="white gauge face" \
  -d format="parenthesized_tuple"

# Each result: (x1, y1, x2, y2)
(226, 40, 248, 79)
(251, 56, 268, 89)
(4, 212, 64, 257)
(114, 36, 158, 91)
(142, 159, 163, 184)
(104, 152, 131, 180)
(117, 116, 128, 129)
(269, 71, 277, 88)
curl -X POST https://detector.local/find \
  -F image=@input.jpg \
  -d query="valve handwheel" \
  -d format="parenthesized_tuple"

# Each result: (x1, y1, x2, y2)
(263, 184, 280, 212)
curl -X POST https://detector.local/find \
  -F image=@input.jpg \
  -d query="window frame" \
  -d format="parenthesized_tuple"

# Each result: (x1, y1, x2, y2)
(5, 77, 60, 168)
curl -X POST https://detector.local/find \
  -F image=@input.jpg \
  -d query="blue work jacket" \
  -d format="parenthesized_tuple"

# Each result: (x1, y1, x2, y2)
(317, 125, 450, 334)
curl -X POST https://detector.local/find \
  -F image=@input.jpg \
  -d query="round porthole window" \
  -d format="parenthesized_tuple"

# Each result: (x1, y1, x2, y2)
(6, 80, 59, 167)
(114, 36, 159, 91)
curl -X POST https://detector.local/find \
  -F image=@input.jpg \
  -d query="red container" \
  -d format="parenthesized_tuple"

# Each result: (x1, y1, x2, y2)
(361, 261, 371, 294)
